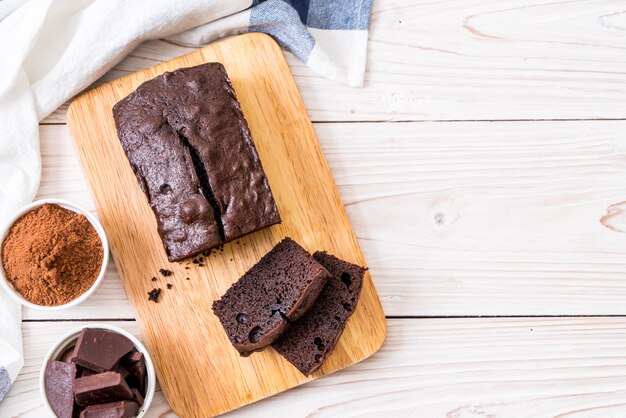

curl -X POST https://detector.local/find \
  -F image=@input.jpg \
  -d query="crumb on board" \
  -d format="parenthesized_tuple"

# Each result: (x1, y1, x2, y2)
(148, 288, 161, 302)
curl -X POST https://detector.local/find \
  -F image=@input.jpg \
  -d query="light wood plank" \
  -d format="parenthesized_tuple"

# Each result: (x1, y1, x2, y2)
(42, 0, 626, 124)
(30, 120, 626, 319)
(5, 319, 626, 417)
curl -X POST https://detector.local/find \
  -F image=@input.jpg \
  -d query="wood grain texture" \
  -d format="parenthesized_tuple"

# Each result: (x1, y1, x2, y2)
(42, 0, 626, 124)
(32, 120, 626, 319)
(5, 319, 626, 417)
(66, 33, 386, 417)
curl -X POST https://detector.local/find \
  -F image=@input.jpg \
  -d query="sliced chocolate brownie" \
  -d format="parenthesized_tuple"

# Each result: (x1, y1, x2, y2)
(272, 252, 366, 376)
(113, 63, 280, 261)
(212, 238, 330, 354)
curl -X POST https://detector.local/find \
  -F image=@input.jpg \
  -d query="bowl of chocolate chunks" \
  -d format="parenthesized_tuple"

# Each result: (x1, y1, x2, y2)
(40, 325, 155, 418)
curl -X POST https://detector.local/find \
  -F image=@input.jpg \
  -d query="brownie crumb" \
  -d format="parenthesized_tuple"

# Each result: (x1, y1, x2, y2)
(185, 267, 190, 270)
(166, 284, 173, 289)
(159, 269, 172, 277)
(230, 258, 233, 261)
(198, 264, 204, 267)
(147, 288, 161, 302)
(151, 277, 157, 282)
(192, 259, 199, 264)
(186, 277, 190, 281)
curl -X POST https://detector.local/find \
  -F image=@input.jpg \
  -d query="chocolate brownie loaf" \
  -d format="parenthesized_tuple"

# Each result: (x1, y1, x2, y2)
(212, 238, 330, 354)
(113, 63, 280, 261)
(272, 252, 366, 376)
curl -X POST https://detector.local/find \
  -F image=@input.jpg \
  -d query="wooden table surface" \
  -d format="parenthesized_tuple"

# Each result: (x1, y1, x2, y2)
(4, 1, 626, 416)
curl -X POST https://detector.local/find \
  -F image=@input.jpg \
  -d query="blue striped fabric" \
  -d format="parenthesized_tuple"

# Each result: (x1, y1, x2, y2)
(0, 367, 10, 401)
(250, 0, 372, 65)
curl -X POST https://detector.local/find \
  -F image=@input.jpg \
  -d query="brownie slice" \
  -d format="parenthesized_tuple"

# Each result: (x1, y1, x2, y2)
(113, 63, 280, 261)
(212, 238, 330, 353)
(272, 252, 366, 376)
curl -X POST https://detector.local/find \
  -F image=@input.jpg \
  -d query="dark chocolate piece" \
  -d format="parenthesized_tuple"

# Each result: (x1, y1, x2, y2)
(71, 328, 134, 373)
(124, 353, 146, 396)
(121, 351, 142, 366)
(78, 363, 121, 380)
(74, 371, 133, 406)
(79, 401, 139, 418)
(213, 238, 330, 353)
(273, 252, 366, 375)
(113, 62, 281, 262)
(130, 388, 144, 407)
(147, 288, 161, 302)
(45, 360, 76, 418)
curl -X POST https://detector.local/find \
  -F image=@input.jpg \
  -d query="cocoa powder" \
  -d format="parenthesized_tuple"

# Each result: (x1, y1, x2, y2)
(1, 203, 104, 306)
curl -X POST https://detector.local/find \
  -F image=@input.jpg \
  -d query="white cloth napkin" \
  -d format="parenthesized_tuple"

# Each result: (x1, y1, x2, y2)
(0, 291, 22, 401)
(0, 0, 372, 401)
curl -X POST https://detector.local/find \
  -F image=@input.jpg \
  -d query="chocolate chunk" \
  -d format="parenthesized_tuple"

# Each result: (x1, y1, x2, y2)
(124, 353, 146, 396)
(71, 328, 134, 373)
(45, 361, 76, 418)
(180, 197, 211, 223)
(130, 388, 144, 407)
(79, 401, 139, 418)
(74, 371, 133, 406)
(121, 351, 143, 366)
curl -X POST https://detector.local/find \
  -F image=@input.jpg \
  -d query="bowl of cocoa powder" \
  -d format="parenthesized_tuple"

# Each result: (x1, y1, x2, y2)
(0, 198, 109, 310)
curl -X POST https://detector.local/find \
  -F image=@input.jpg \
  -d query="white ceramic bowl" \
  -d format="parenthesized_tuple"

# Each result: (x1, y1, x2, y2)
(40, 324, 156, 418)
(0, 198, 109, 310)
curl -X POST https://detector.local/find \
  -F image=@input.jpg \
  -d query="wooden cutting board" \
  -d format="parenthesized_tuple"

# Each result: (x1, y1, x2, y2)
(67, 33, 386, 417)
